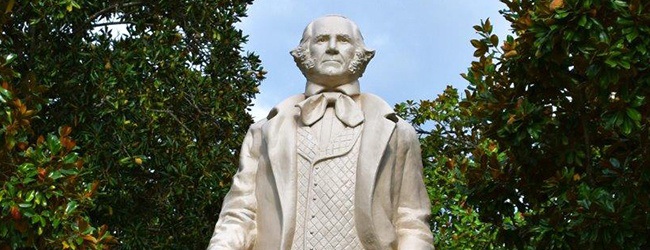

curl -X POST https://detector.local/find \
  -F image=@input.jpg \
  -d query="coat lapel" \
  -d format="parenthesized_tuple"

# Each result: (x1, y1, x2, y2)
(354, 94, 396, 249)
(262, 95, 304, 250)
(262, 93, 396, 249)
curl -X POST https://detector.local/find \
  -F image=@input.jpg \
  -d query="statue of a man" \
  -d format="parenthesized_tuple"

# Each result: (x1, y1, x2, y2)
(208, 15, 433, 250)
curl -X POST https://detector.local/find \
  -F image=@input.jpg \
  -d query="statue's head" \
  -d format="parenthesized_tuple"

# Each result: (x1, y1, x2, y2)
(291, 15, 375, 88)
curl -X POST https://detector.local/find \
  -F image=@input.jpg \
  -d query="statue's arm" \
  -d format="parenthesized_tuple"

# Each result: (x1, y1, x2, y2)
(395, 122, 435, 250)
(207, 123, 262, 250)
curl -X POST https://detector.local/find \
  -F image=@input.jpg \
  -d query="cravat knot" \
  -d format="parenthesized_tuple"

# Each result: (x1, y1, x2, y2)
(296, 92, 364, 127)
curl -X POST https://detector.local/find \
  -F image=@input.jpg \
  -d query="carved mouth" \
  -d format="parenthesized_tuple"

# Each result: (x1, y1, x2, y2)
(322, 59, 341, 63)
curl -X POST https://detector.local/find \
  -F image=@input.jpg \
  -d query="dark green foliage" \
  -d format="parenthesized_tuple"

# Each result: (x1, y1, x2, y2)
(462, 0, 650, 248)
(403, 0, 650, 249)
(1, 53, 115, 249)
(1, 2, 114, 248)
(396, 87, 504, 249)
(1, 0, 264, 248)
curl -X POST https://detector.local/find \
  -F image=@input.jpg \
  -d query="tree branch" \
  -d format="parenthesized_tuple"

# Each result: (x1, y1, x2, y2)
(92, 21, 136, 28)
(150, 109, 192, 134)
(182, 92, 205, 115)
(415, 128, 432, 135)
(88, 1, 145, 21)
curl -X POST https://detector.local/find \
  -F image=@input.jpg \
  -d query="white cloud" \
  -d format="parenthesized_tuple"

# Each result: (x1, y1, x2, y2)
(249, 99, 273, 121)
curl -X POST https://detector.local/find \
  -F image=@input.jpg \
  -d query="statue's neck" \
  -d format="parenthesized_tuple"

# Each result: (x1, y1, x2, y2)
(304, 80, 360, 97)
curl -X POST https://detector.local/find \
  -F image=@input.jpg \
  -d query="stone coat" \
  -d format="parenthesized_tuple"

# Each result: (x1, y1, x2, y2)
(207, 93, 433, 250)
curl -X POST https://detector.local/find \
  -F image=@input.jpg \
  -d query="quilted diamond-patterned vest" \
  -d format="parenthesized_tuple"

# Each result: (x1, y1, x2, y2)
(292, 123, 364, 250)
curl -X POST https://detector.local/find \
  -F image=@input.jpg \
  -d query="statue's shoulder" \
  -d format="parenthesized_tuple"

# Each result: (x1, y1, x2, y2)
(358, 93, 393, 115)
(358, 92, 401, 121)
(247, 94, 304, 133)
(358, 92, 415, 134)
(265, 94, 305, 120)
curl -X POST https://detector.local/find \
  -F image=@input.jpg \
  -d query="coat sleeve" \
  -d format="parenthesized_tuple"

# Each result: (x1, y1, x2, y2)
(207, 122, 263, 250)
(394, 121, 434, 250)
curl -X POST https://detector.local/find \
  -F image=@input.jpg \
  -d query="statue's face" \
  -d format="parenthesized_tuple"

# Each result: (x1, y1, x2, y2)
(307, 17, 358, 86)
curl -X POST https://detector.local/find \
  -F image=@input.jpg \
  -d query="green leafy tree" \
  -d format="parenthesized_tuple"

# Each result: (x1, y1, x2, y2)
(403, 0, 649, 248)
(1, 25, 114, 250)
(397, 86, 503, 250)
(2, 0, 264, 248)
(461, 0, 650, 248)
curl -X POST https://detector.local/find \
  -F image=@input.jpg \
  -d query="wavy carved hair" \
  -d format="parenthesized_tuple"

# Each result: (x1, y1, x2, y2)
(290, 15, 376, 78)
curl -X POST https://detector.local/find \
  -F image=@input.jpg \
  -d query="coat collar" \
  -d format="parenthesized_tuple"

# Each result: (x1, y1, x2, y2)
(262, 93, 396, 249)
(303, 80, 361, 97)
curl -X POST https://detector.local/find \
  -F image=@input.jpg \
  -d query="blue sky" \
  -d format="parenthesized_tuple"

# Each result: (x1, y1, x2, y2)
(238, 1, 510, 119)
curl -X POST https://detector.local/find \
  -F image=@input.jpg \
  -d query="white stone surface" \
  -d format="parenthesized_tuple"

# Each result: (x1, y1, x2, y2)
(208, 15, 433, 250)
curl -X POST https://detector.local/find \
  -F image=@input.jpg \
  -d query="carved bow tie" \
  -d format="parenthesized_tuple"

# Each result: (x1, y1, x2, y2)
(296, 92, 364, 127)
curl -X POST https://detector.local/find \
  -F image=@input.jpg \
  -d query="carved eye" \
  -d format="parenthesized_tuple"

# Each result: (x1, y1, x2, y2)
(316, 36, 328, 43)
(338, 36, 351, 43)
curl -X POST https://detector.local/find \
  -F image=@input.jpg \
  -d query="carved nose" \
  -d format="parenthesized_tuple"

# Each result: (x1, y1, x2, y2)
(326, 39, 339, 54)
(326, 47, 339, 55)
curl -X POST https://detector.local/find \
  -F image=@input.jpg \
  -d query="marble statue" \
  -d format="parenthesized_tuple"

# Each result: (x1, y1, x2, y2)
(207, 15, 433, 250)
